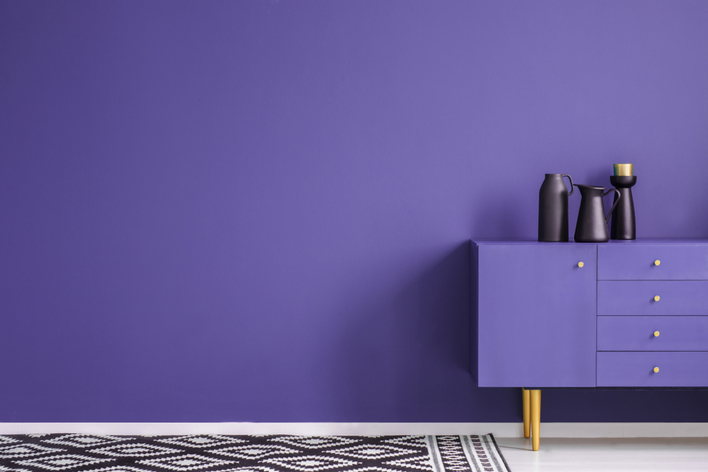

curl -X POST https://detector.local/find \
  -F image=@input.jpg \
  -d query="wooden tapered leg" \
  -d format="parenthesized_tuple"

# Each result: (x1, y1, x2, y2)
(522, 388, 530, 438)
(530, 389, 541, 451)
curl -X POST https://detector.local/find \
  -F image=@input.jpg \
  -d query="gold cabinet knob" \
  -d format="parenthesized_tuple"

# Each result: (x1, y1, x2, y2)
(654, 260, 661, 266)
(653, 367, 660, 373)
(654, 331, 660, 337)
(654, 295, 660, 302)
(577, 261, 584, 268)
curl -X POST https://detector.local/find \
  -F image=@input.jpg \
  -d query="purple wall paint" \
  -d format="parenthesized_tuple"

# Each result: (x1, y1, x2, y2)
(1, 0, 708, 422)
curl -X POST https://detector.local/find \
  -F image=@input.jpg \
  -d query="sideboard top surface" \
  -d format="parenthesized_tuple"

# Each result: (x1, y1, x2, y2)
(473, 239, 708, 246)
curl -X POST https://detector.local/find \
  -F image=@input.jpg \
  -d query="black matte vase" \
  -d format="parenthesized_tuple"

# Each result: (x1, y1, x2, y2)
(538, 174, 574, 242)
(610, 175, 637, 240)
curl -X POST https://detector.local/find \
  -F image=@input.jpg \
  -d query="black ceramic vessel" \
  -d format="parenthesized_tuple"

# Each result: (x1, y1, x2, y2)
(609, 175, 637, 240)
(538, 174, 574, 242)
(574, 185, 621, 243)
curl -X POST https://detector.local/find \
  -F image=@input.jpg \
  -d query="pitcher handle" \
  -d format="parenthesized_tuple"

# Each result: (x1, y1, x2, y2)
(603, 188, 621, 223)
(562, 174, 574, 196)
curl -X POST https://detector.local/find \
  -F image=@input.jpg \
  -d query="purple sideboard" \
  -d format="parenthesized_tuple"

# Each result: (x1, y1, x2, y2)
(472, 239, 708, 389)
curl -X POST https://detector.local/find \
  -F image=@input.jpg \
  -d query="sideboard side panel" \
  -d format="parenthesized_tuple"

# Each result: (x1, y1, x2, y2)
(477, 243, 597, 387)
(470, 241, 479, 383)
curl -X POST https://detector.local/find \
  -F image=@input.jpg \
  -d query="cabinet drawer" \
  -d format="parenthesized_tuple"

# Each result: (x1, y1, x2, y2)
(598, 244, 708, 280)
(597, 352, 708, 387)
(598, 316, 708, 351)
(597, 281, 708, 316)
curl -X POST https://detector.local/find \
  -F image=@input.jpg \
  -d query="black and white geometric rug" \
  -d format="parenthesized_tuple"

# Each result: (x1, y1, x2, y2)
(0, 435, 510, 472)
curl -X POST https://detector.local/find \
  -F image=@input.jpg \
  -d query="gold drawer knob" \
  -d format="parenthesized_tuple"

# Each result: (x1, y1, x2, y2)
(577, 261, 584, 268)
(654, 260, 661, 266)
(654, 295, 661, 302)
(653, 367, 660, 373)
(654, 331, 660, 337)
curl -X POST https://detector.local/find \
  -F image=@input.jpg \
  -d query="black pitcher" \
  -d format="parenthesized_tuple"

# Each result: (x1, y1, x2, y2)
(574, 185, 621, 243)
(538, 174, 574, 242)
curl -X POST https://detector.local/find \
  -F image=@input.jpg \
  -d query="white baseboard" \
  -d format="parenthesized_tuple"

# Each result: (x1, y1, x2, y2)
(0, 423, 705, 438)
(540, 422, 708, 438)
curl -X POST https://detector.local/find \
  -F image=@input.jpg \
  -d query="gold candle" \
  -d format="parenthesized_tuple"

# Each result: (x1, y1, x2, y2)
(614, 163, 633, 176)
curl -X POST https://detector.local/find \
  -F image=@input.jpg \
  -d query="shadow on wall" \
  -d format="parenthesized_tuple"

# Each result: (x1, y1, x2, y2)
(325, 241, 517, 422)
(471, 194, 531, 240)
(471, 168, 618, 242)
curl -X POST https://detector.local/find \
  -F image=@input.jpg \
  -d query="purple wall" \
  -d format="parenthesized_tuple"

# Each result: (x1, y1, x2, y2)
(1, 0, 708, 422)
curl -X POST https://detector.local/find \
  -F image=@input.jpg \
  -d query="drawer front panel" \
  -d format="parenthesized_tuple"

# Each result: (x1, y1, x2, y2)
(597, 316, 708, 351)
(597, 352, 708, 387)
(598, 244, 708, 280)
(597, 281, 708, 316)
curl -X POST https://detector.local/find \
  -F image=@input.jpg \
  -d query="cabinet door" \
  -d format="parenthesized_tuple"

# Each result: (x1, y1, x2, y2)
(475, 243, 596, 387)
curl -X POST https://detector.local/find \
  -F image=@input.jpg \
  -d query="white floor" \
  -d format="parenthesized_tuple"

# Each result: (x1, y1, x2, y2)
(495, 437, 708, 471)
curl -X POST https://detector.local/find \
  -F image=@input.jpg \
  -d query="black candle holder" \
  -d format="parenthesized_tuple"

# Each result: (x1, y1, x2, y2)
(609, 175, 637, 240)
